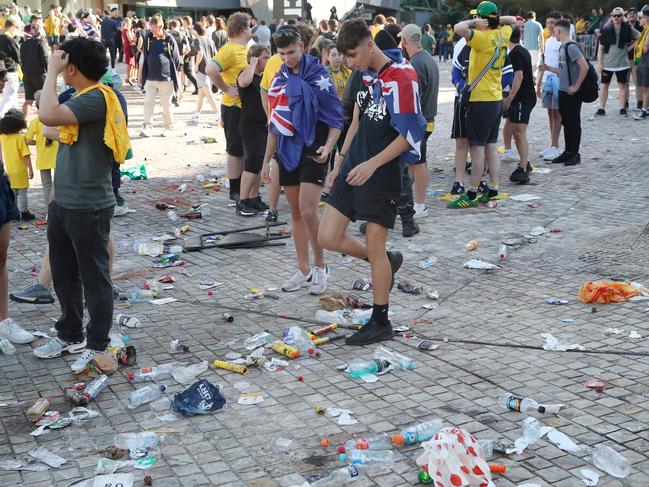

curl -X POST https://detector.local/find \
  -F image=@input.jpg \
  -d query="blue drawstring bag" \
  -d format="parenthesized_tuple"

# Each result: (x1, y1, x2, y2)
(171, 380, 226, 416)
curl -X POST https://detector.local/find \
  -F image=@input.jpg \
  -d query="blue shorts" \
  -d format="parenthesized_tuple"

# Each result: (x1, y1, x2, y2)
(0, 174, 19, 225)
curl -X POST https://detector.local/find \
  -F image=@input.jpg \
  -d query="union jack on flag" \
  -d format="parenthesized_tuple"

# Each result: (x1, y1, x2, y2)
(268, 77, 293, 137)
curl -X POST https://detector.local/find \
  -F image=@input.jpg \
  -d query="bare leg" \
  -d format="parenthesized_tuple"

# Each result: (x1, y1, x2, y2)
(196, 91, 204, 114)
(283, 185, 310, 274)
(318, 203, 367, 259)
(485, 143, 501, 189)
(409, 163, 429, 206)
(619, 82, 628, 109)
(298, 182, 325, 268)
(468, 145, 485, 190)
(0, 223, 10, 320)
(550, 109, 561, 148)
(599, 83, 610, 110)
(227, 155, 243, 181)
(643, 86, 649, 109)
(512, 124, 529, 170)
(503, 118, 513, 150)
(268, 159, 281, 212)
(240, 171, 261, 200)
(454, 138, 468, 182)
(366, 223, 390, 306)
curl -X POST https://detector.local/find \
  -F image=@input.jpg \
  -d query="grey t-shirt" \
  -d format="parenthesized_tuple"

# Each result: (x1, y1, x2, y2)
(559, 42, 584, 92)
(602, 26, 640, 70)
(409, 49, 439, 122)
(55, 90, 116, 210)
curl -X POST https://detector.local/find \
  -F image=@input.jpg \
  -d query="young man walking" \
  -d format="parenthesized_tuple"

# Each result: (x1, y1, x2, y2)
(449, 2, 516, 208)
(34, 38, 130, 372)
(522, 11, 544, 73)
(262, 25, 343, 295)
(540, 19, 589, 166)
(318, 18, 425, 345)
(505, 28, 536, 184)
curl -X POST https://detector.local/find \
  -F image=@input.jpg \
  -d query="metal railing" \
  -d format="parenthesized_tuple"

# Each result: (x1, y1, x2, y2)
(576, 34, 599, 61)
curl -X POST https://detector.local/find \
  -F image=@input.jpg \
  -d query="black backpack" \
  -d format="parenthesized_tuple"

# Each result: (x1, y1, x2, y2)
(565, 41, 599, 103)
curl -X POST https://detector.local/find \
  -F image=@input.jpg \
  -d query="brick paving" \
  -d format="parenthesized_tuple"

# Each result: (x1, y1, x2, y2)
(2, 62, 649, 487)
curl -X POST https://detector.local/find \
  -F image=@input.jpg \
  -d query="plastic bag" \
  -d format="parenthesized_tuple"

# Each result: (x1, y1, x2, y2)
(416, 427, 494, 487)
(120, 164, 147, 180)
(171, 380, 226, 416)
(578, 281, 643, 304)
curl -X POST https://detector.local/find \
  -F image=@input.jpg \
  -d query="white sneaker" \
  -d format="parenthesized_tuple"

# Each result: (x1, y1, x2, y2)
(413, 204, 428, 219)
(538, 146, 551, 157)
(282, 269, 311, 292)
(309, 266, 328, 295)
(70, 349, 96, 373)
(543, 147, 561, 161)
(33, 337, 86, 358)
(140, 125, 152, 138)
(501, 149, 520, 162)
(0, 318, 34, 344)
(113, 204, 129, 217)
(161, 129, 174, 137)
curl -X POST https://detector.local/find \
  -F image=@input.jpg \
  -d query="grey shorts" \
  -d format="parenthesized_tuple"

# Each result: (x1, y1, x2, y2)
(542, 90, 559, 110)
(196, 72, 209, 89)
(638, 67, 649, 88)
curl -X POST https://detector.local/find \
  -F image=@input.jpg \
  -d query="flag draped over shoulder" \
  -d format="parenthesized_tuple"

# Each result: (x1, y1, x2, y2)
(268, 54, 343, 171)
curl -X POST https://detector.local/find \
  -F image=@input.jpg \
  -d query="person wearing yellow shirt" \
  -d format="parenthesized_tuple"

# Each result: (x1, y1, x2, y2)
(575, 16, 588, 35)
(25, 91, 57, 206)
(370, 14, 386, 38)
(206, 12, 251, 203)
(450, 1, 516, 208)
(0, 109, 34, 220)
(44, 6, 61, 47)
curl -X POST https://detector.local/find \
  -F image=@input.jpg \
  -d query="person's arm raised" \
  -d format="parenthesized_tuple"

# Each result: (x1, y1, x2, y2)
(38, 50, 77, 126)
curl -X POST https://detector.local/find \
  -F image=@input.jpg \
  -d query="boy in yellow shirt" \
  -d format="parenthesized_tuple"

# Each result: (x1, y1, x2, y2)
(0, 109, 34, 220)
(25, 91, 57, 206)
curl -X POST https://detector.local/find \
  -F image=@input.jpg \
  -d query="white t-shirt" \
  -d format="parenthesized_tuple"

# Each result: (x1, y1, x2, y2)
(543, 36, 561, 82)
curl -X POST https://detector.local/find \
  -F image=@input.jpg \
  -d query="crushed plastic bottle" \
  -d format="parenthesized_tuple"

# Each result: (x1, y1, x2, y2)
(315, 309, 349, 324)
(466, 239, 480, 251)
(591, 444, 630, 478)
(346, 359, 389, 378)
(128, 364, 176, 382)
(109, 332, 129, 348)
(350, 308, 372, 325)
(498, 244, 508, 261)
(0, 338, 16, 354)
(127, 385, 166, 409)
(342, 433, 390, 452)
(498, 393, 545, 413)
(83, 375, 109, 401)
(25, 398, 51, 422)
(243, 332, 272, 350)
(479, 439, 511, 458)
(397, 282, 423, 294)
(284, 326, 316, 356)
(391, 418, 443, 446)
(177, 183, 188, 193)
(114, 431, 159, 450)
(311, 464, 366, 486)
(340, 449, 394, 465)
(418, 256, 437, 269)
(167, 210, 179, 222)
(171, 361, 208, 384)
(374, 346, 416, 370)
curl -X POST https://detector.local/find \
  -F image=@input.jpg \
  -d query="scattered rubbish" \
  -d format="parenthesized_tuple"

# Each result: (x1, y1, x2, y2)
(321, 439, 329, 448)
(415, 427, 493, 486)
(25, 397, 51, 422)
(171, 380, 226, 415)
(547, 428, 580, 452)
(529, 226, 545, 236)
(463, 259, 500, 270)
(314, 309, 348, 324)
(284, 326, 316, 356)
(629, 330, 642, 339)
(542, 333, 585, 351)
(550, 227, 561, 233)
(150, 297, 178, 305)
(350, 308, 373, 325)
(417, 339, 440, 351)
(514, 417, 552, 454)
(578, 281, 646, 304)
(341, 433, 390, 453)
(479, 439, 513, 458)
(338, 412, 358, 425)
(339, 255, 353, 264)
(392, 419, 443, 446)
(340, 449, 394, 465)
(498, 244, 508, 261)
(498, 393, 544, 413)
(0, 338, 16, 354)
(271, 341, 300, 359)
(238, 391, 265, 405)
(319, 291, 347, 311)
(580, 469, 600, 486)
(223, 313, 233, 323)
(352, 278, 372, 291)
(83, 375, 110, 401)
(244, 331, 272, 350)
(198, 280, 222, 290)
(172, 361, 208, 384)
(374, 346, 415, 370)
(275, 437, 293, 449)
(426, 289, 439, 300)
(120, 164, 147, 180)
(397, 281, 423, 294)
(465, 239, 480, 251)
(114, 314, 140, 328)
(561, 318, 576, 323)
(213, 360, 247, 374)
(95, 458, 130, 474)
(510, 194, 541, 201)
(547, 299, 569, 305)
(144, 475, 153, 486)
(418, 256, 437, 269)
(114, 432, 159, 450)
(104, 446, 126, 460)
(528, 202, 540, 208)
(311, 464, 365, 486)
(407, 242, 424, 253)
(605, 327, 624, 335)
(591, 443, 630, 478)
(584, 380, 606, 392)
(167, 210, 178, 222)
(92, 473, 134, 487)
(233, 382, 250, 391)
(313, 323, 338, 336)
(137, 242, 164, 257)
(127, 385, 166, 409)
(168, 340, 189, 354)
(28, 447, 67, 468)
(347, 359, 390, 378)
(129, 364, 175, 383)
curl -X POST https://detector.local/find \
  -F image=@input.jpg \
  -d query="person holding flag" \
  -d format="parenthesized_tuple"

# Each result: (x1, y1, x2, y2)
(261, 25, 343, 296)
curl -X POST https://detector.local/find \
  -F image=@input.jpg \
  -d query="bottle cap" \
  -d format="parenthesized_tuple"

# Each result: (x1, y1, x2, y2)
(537, 405, 546, 413)
(337, 445, 345, 454)
(391, 434, 404, 446)
(159, 385, 167, 392)
(338, 453, 347, 462)
(127, 373, 134, 382)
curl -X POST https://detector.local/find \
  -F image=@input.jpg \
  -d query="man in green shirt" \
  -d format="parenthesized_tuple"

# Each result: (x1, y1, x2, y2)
(421, 24, 436, 55)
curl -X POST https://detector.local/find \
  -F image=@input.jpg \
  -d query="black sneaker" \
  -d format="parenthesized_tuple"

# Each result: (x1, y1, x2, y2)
(594, 108, 606, 116)
(638, 101, 643, 111)
(478, 181, 489, 193)
(387, 250, 403, 291)
(229, 191, 240, 203)
(401, 217, 420, 238)
(345, 319, 395, 346)
(509, 165, 530, 184)
(172, 96, 180, 107)
(359, 222, 367, 234)
(620, 108, 628, 117)
(564, 153, 581, 166)
(450, 182, 465, 195)
(552, 151, 571, 164)
(265, 210, 278, 223)
(20, 211, 36, 221)
(237, 199, 257, 216)
(634, 110, 649, 121)
(250, 196, 269, 211)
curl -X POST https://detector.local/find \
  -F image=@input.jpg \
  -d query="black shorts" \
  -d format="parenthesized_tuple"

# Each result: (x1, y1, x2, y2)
(0, 175, 19, 225)
(326, 173, 399, 229)
(601, 69, 630, 85)
(221, 104, 243, 157)
(506, 100, 536, 125)
(277, 153, 328, 187)
(638, 67, 649, 87)
(451, 97, 467, 139)
(23, 74, 45, 101)
(241, 123, 267, 174)
(412, 130, 432, 165)
(466, 101, 503, 147)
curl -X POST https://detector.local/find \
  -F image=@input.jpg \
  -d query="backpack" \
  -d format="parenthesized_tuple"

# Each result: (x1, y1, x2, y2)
(186, 31, 199, 57)
(565, 41, 599, 103)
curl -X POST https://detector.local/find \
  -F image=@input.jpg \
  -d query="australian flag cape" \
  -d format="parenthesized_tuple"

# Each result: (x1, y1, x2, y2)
(268, 54, 344, 171)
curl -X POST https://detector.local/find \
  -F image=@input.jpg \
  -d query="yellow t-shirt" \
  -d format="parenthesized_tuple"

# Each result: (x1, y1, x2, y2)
(1, 133, 31, 189)
(466, 25, 512, 102)
(260, 53, 283, 93)
(212, 40, 248, 107)
(44, 16, 61, 37)
(328, 66, 350, 100)
(371, 25, 383, 38)
(543, 26, 552, 42)
(26, 118, 58, 171)
(0, 16, 6, 30)
(575, 20, 587, 35)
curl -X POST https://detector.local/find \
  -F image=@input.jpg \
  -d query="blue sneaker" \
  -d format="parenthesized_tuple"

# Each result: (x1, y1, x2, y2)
(34, 337, 86, 359)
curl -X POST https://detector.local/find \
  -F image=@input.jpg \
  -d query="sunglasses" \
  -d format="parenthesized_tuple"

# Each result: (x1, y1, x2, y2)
(275, 28, 301, 40)
(612, 14, 622, 18)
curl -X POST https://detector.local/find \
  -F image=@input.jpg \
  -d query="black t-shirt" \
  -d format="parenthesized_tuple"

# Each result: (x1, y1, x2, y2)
(238, 73, 267, 128)
(341, 63, 401, 192)
(342, 69, 363, 126)
(508, 45, 535, 104)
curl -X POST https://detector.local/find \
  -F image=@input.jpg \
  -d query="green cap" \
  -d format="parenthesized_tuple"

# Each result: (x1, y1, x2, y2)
(470, 1, 499, 18)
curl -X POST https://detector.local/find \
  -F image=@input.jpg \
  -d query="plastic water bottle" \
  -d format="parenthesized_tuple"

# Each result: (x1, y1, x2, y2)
(171, 361, 208, 384)
(0, 338, 16, 354)
(342, 433, 390, 452)
(340, 449, 394, 465)
(479, 439, 510, 458)
(374, 346, 416, 370)
(177, 183, 187, 193)
(391, 418, 443, 446)
(127, 384, 166, 409)
(167, 210, 178, 222)
(244, 332, 272, 350)
(591, 444, 631, 478)
(311, 464, 365, 486)
(498, 393, 544, 413)
(114, 431, 159, 450)
(284, 326, 316, 356)
(128, 364, 175, 383)
(346, 359, 389, 378)
(314, 309, 348, 324)
(498, 244, 508, 261)
(83, 375, 109, 400)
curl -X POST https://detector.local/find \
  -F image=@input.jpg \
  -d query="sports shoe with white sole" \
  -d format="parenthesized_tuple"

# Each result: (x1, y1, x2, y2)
(113, 204, 129, 217)
(139, 125, 153, 138)
(282, 269, 311, 292)
(413, 204, 428, 219)
(309, 266, 328, 295)
(33, 337, 86, 359)
(70, 349, 96, 373)
(10, 283, 55, 304)
(542, 147, 561, 161)
(0, 318, 35, 344)
(501, 149, 519, 162)
(161, 129, 174, 137)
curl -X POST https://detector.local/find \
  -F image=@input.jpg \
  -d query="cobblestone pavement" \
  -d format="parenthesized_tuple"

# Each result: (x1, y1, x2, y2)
(2, 61, 649, 487)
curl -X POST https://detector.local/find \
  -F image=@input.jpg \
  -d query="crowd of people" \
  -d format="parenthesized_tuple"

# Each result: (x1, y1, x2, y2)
(0, 2, 647, 368)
